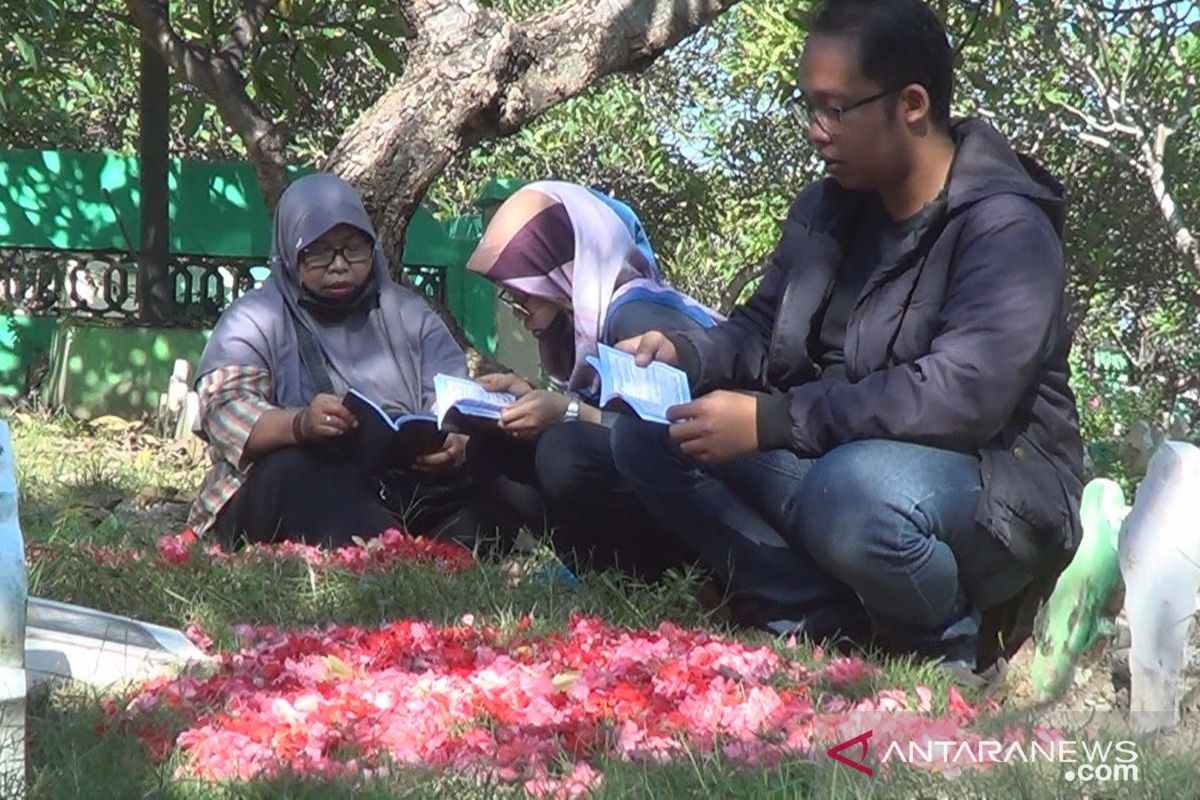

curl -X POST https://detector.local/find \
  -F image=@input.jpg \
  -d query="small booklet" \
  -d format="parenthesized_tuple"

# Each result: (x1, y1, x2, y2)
(433, 374, 517, 434)
(342, 389, 448, 472)
(585, 343, 691, 424)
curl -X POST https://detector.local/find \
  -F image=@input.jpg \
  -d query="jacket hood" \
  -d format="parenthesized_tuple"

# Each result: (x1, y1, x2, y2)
(944, 117, 1067, 235)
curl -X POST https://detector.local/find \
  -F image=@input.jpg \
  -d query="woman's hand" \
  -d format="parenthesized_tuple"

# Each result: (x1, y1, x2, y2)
(413, 432, 468, 474)
(498, 390, 570, 439)
(478, 372, 534, 399)
(296, 393, 357, 442)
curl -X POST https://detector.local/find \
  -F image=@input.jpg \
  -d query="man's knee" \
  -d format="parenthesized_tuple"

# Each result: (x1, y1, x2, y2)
(792, 441, 912, 571)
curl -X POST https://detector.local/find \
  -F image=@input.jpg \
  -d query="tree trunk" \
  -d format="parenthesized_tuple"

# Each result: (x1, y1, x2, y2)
(325, 0, 742, 258)
(127, 0, 741, 368)
(719, 256, 769, 315)
(1141, 126, 1200, 281)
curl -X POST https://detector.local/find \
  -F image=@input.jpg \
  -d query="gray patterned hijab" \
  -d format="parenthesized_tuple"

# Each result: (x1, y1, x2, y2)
(197, 173, 467, 414)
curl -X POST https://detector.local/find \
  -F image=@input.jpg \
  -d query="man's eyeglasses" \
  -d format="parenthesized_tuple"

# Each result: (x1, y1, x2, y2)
(789, 87, 900, 135)
(498, 289, 531, 318)
(300, 240, 374, 270)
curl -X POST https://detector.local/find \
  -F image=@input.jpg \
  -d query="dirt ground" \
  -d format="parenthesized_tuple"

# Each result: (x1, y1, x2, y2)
(1000, 607, 1200, 754)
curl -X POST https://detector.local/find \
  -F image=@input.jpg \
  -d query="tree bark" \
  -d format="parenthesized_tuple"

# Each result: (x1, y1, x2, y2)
(718, 256, 768, 315)
(124, 0, 741, 364)
(1141, 125, 1200, 280)
(124, 0, 290, 206)
(326, 0, 742, 258)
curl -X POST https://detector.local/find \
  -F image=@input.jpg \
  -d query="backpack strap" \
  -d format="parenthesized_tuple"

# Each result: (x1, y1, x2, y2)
(291, 313, 335, 396)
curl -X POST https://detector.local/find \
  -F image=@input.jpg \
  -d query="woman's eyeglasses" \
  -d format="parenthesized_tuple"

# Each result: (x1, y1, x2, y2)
(498, 290, 531, 318)
(300, 241, 374, 270)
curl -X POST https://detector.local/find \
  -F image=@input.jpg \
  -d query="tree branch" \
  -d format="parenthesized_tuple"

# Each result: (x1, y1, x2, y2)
(123, 0, 290, 206)
(1049, 96, 1142, 139)
(1081, 1, 1183, 16)
(513, 0, 740, 116)
(219, 0, 281, 72)
(719, 256, 768, 314)
(1140, 124, 1200, 280)
(397, 0, 485, 53)
(325, 0, 743, 258)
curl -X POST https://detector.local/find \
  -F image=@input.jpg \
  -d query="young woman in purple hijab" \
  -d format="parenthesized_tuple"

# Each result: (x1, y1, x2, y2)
(189, 174, 494, 548)
(464, 181, 720, 579)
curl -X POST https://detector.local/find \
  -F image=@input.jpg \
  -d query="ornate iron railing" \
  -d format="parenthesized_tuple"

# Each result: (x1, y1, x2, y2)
(0, 248, 447, 324)
(405, 264, 448, 307)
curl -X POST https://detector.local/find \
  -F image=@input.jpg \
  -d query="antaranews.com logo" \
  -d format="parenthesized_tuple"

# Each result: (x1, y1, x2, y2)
(826, 730, 1140, 784)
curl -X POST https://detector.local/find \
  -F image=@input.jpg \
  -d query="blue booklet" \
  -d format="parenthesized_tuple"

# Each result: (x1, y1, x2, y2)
(342, 389, 447, 471)
(585, 343, 691, 424)
(433, 374, 517, 435)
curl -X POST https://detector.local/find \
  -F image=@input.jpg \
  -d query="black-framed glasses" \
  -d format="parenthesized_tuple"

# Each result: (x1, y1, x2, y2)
(789, 87, 900, 135)
(498, 289, 531, 318)
(300, 240, 374, 270)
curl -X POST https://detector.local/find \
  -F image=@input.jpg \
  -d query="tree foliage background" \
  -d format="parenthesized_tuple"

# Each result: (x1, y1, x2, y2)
(2, 0, 1197, 482)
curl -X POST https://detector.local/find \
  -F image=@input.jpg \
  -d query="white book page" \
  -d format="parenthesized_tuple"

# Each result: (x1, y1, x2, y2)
(433, 374, 516, 427)
(595, 343, 691, 423)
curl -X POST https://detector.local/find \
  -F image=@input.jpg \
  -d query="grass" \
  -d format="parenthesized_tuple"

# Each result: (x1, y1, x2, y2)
(10, 410, 1200, 799)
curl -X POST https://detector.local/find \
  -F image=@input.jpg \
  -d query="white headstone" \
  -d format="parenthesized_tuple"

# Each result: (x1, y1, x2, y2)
(0, 421, 27, 797)
(1118, 440, 1200, 734)
(24, 597, 208, 689)
(0, 421, 215, 800)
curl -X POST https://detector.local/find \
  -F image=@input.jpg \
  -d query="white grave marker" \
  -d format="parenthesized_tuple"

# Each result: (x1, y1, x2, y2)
(1118, 441, 1200, 733)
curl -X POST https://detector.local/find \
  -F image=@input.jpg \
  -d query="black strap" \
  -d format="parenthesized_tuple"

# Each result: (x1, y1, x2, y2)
(291, 313, 335, 396)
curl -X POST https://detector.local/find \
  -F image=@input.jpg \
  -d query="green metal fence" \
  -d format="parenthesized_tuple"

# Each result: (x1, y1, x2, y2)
(0, 149, 527, 405)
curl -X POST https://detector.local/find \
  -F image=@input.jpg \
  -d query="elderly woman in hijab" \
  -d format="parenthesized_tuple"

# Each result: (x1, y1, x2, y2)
(465, 180, 720, 579)
(188, 174, 482, 548)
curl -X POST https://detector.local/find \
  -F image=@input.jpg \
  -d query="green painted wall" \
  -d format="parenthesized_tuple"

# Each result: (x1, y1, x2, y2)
(0, 149, 311, 257)
(43, 320, 211, 419)
(0, 315, 57, 397)
(0, 149, 473, 268)
(443, 213, 497, 355)
(0, 162, 535, 417)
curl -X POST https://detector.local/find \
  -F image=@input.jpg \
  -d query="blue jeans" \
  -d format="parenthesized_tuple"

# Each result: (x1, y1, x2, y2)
(610, 419, 1031, 661)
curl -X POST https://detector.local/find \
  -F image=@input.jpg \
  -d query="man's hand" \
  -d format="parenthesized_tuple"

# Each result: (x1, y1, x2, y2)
(413, 432, 468, 474)
(499, 390, 569, 439)
(667, 390, 760, 463)
(615, 330, 678, 367)
(297, 393, 358, 441)
(478, 372, 534, 399)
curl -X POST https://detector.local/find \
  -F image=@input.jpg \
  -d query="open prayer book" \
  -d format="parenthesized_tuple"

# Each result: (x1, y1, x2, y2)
(433, 374, 517, 434)
(342, 389, 447, 471)
(586, 343, 691, 424)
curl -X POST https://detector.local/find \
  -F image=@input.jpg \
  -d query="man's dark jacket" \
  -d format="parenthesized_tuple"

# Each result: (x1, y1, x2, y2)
(671, 118, 1085, 655)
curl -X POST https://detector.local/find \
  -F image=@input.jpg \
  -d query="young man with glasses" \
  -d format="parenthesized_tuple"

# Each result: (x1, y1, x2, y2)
(612, 0, 1084, 672)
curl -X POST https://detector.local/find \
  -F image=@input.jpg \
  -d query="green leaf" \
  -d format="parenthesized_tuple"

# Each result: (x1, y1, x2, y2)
(266, 57, 299, 110)
(294, 48, 322, 92)
(198, 0, 215, 35)
(361, 31, 403, 74)
(373, 9, 410, 38)
(177, 14, 206, 37)
(323, 655, 353, 679)
(323, 34, 352, 59)
(11, 32, 36, 69)
(38, 2, 57, 30)
(181, 99, 206, 139)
